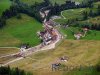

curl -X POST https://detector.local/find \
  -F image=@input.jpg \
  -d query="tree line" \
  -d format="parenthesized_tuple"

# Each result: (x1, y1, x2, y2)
(46, 0, 100, 20)
(73, 4, 100, 30)
(0, 0, 100, 28)
(0, 0, 51, 28)
(56, 0, 100, 30)
(0, 66, 33, 75)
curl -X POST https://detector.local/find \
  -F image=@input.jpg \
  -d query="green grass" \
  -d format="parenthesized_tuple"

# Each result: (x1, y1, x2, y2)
(20, 0, 44, 5)
(54, 2, 100, 40)
(82, 30, 100, 40)
(62, 8, 85, 19)
(50, 0, 84, 5)
(0, 0, 11, 16)
(60, 27, 79, 39)
(50, 0, 67, 5)
(55, 8, 95, 24)
(20, 0, 84, 5)
(54, 8, 87, 24)
(81, 16, 100, 25)
(55, 1, 100, 24)
(93, 1, 100, 8)
(0, 14, 43, 47)
(60, 26, 100, 40)
(63, 66, 100, 75)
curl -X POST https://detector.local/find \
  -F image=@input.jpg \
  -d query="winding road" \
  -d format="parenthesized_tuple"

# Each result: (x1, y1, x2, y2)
(0, 9, 63, 66)
(61, 11, 66, 19)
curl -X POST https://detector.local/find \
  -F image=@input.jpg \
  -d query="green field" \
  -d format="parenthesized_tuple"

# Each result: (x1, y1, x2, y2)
(54, 1, 100, 40)
(20, 0, 84, 5)
(20, 0, 43, 5)
(8, 40, 100, 75)
(60, 27, 100, 40)
(50, 0, 84, 5)
(93, 1, 100, 8)
(82, 16, 100, 24)
(55, 8, 93, 24)
(62, 8, 85, 20)
(54, 8, 87, 24)
(0, 1, 100, 75)
(55, 1, 99, 24)
(0, 14, 43, 47)
(0, 0, 11, 16)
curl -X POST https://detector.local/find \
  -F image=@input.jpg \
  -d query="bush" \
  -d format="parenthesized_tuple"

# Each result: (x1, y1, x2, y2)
(0, 66, 33, 75)
(0, 18, 6, 28)
(16, 14, 22, 19)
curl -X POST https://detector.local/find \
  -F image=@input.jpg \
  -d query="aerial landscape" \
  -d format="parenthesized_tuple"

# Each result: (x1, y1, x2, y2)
(0, 0, 100, 75)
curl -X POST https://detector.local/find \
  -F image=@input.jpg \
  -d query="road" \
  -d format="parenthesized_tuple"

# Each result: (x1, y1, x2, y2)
(0, 6, 63, 66)
(61, 11, 66, 19)
(0, 23, 63, 67)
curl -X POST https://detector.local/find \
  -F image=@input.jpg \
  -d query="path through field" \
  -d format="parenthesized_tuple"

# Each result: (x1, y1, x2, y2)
(0, 17, 63, 67)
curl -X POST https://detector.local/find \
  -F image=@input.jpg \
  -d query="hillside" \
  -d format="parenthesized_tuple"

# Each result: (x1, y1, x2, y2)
(7, 40, 100, 75)
(54, 1, 100, 40)
(0, 14, 43, 47)
(20, 0, 84, 5)
(0, 0, 100, 75)
(0, 0, 11, 16)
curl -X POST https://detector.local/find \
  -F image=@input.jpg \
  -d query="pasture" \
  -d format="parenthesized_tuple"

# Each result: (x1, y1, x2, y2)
(0, 48, 19, 57)
(20, 0, 43, 5)
(0, 0, 11, 16)
(54, 8, 86, 24)
(0, 47, 19, 64)
(93, 1, 100, 8)
(0, 14, 43, 47)
(20, 0, 84, 5)
(55, 1, 100, 24)
(9, 40, 100, 75)
(54, 1, 100, 40)
(60, 27, 100, 40)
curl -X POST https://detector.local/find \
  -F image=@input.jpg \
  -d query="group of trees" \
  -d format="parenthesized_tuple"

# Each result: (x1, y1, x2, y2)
(46, 1, 77, 20)
(0, 0, 51, 28)
(82, 5, 100, 20)
(0, 18, 6, 28)
(77, 4, 100, 30)
(73, 22, 100, 30)
(46, 0, 100, 20)
(0, 0, 100, 28)
(59, 0, 100, 30)
(0, 66, 33, 75)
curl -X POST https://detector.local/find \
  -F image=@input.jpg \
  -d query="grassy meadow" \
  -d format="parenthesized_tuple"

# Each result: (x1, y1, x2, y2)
(0, 0, 11, 16)
(50, 0, 84, 5)
(20, 0, 43, 5)
(0, 0, 100, 75)
(20, 0, 84, 5)
(0, 14, 43, 47)
(93, 1, 100, 8)
(54, 1, 100, 40)
(55, 1, 100, 24)
(0, 48, 19, 57)
(55, 9, 100, 40)
(82, 16, 100, 25)
(60, 26, 100, 40)
(55, 7, 97, 24)
(8, 40, 100, 75)
(0, 48, 19, 64)
(54, 8, 86, 24)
